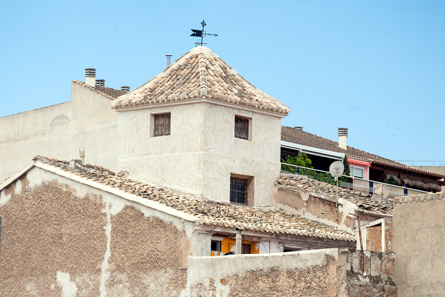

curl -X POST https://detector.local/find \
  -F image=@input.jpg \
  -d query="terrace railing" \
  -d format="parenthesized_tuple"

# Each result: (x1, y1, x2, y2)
(280, 163, 429, 198)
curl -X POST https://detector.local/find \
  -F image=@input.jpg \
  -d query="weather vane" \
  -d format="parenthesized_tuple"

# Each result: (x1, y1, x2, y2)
(190, 19, 218, 46)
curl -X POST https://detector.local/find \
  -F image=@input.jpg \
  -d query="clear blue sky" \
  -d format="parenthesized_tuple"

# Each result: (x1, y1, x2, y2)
(1, 0, 444, 166)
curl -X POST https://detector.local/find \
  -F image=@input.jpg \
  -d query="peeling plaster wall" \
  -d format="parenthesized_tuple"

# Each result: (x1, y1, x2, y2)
(274, 187, 355, 232)
(393, 196, 445, 296)
(187, 249, 340, 297)
(118, 102, 282, 205)
(0, 82, 119, 182)
(0, 167, 190, 296)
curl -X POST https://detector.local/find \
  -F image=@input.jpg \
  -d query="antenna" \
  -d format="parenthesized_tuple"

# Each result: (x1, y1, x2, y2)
(329, 160, 345, 212)
(329, 161, 344, 182)
(190, 19, 218, 46)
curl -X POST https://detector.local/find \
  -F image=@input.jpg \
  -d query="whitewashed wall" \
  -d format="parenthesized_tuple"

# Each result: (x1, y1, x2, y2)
(118, 101, 282, 205)
(0, 82, 119, 182)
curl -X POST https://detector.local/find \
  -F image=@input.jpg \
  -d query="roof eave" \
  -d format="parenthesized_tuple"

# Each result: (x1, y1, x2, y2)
(113, 97, 289, 118)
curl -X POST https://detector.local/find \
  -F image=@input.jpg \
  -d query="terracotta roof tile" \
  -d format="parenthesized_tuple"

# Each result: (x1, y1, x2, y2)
(111, 47, 290, 115)
(276, 173, 393, 215)
(32, 156, 354, 242)
(73, 80, 127, 99)
(281, 126, 445, 179)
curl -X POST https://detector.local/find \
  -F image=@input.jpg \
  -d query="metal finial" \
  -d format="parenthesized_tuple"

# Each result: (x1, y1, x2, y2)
(190, 19, 218, 46)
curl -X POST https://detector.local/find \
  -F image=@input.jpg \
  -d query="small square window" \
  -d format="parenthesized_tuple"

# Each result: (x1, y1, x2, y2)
(154, 113, 171, 137)
(211, 240, 222, 252)
(235, 115, 250, 140)
(230, 177, 248, 204)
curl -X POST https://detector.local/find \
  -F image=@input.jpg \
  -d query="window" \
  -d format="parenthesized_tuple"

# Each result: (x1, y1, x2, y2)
(211, 240, 222, 252)
(350, 166, 364, 179)
(242, 243, 251, 254)
(234, 115, 250, 140)
(153, 113, 171, 137)
(230, 177, 248, 204)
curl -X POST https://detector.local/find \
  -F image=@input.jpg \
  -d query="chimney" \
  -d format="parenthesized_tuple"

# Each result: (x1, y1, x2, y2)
(338, 128, 348, 150)
(294, 126, 303, 131)
(166, 54, 172, 67)
(85, 68, 96, 87)
(121, 86, 130, 92)
(95, 79, 105, 87)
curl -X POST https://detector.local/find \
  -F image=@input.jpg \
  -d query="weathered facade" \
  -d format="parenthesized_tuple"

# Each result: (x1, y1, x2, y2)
(275, 173, 393, 252)
(0, 156, 356, 296)
(393, 192, 445, 296)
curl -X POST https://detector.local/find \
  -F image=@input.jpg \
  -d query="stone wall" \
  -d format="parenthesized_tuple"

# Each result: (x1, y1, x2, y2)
(0, 168, 190, 296)
(187, 249, 339, 297)
(340, 251, 396, 297)
(187, 249, 396, 297)
(393, 193, 445, 296)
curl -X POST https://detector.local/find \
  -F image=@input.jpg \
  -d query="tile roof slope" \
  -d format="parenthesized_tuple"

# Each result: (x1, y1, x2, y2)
(73, 80, 127, 99)
(277, 173, 393, 215)
(111, 47, 290, 115)
(33, 155, 354, 242)
(281, 126, 445, 178)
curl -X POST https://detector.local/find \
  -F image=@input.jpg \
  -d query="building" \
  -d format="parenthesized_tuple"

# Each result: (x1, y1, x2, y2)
(0, 46, 398, 296)
(281, 126, 445, 197)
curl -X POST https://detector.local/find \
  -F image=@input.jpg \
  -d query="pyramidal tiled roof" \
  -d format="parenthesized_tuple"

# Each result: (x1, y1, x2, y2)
(111, 47, 290, 115)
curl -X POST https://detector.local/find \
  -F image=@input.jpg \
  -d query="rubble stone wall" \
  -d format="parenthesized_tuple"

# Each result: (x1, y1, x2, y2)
(393, 193, 445, 297)
(187, 249, 340, 297)
(340, 251, 397, 297)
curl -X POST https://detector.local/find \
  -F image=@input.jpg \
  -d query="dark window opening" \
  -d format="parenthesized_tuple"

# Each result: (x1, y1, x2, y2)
(235, 116, 249, 140)
(242, 243, 251, 254)
(230, 177, 248, 204)
(211, 240, 222, 252)
(154, 113, 171, 136)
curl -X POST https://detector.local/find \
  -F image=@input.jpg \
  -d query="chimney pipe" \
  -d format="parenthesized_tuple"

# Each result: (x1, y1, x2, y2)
(121, 86, 130, 92)
(95, 79, 105, 87)
(338, 128, 348, 150)
(85, 68, 96, 87)
(294, 126, 303, 131)
(166, 55, 172, 67)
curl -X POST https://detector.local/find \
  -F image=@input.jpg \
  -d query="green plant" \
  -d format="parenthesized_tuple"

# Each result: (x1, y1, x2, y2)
(281, 153, 352, 186)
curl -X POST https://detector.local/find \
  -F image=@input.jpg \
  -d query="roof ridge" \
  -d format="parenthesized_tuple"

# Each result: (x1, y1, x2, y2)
(198, 50, 208, 98)
(72, 80, 118, 100)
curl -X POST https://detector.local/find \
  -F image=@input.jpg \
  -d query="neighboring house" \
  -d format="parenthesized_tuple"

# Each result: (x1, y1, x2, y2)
(0, 46, 398, 296)
(0, 70, 126, 182)
(281, 126, 445, 197)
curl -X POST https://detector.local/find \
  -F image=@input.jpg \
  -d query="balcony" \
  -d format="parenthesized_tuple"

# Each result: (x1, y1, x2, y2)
(281, 163, 429, 198)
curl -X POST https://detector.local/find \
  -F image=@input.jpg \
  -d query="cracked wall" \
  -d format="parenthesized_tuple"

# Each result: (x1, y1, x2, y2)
(0, 169, 189, 296)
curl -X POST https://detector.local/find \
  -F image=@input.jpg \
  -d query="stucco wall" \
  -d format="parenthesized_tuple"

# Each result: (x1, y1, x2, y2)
(118, 102, 282, 205)
(0, 167, 190, 296)
(274, 187, 355, 232)
(0, 82, 119, 182)
(0, 102, 71, 182)
(393, 193, 445, 297)
(187, 249, 340, 297)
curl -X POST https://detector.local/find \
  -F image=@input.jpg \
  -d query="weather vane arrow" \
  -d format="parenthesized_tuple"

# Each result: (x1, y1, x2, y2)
(190, 19, 218, 46)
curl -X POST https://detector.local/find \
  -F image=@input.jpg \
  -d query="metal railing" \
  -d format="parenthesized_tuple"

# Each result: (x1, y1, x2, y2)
(280, 163, 430, 198)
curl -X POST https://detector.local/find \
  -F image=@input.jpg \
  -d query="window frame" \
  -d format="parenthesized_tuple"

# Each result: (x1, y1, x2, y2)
(350, 166, 364, 179)
(234, 115, 251, 140)
(152, 113, 171, 137)
(230, 174, 254, 205)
